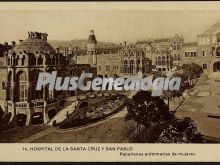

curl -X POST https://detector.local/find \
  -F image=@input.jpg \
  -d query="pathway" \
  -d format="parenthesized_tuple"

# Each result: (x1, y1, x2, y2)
(176, 73, 220, 139)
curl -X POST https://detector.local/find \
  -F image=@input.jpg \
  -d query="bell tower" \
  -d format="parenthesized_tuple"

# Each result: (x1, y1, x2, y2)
(87, 30, 97, 65)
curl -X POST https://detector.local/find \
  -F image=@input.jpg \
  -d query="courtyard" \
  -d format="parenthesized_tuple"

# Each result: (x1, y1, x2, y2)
(176, 73, 220, 141)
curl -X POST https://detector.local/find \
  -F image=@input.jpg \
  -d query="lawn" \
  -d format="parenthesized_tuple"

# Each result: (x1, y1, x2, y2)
(31, 117, 129, 143)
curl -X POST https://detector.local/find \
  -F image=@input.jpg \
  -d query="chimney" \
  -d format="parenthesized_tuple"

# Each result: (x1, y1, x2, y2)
(41, 33, 48, 41)
(4, 42, 8, 46)
(19, 40, 23, 44)
(11, 41, 16, 46)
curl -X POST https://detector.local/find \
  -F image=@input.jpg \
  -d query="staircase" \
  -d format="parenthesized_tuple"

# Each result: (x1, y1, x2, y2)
(49, 101, 78, 126)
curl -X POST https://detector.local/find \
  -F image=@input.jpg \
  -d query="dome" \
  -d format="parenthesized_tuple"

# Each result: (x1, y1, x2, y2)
(13, 32, 56, 54)
(88, 30, 97, 44)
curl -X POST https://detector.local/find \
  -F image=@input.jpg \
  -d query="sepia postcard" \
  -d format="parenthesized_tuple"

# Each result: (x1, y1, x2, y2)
(0, 1, 220, 162)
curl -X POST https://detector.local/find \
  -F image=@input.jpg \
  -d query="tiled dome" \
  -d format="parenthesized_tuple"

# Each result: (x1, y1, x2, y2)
(13, 32, 56, 54)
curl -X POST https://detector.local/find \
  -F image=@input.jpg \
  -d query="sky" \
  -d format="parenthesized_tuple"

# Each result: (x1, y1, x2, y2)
(1, 9, 220, 44)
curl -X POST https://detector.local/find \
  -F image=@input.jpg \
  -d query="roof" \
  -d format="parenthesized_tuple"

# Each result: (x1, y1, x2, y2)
(183, 42, 197, 47)
(13, 32, 56, 54)
(96, 46, 121, 54)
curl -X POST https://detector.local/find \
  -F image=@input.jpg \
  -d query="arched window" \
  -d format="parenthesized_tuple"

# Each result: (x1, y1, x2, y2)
(130, 60, 134, 73)
(162, 56, 166, 65)
(52, 57, 56, 65)
(16, 71, 27, 102)
(170, 56, 173, 66)
(47, 56, 51, 65)
(15, 56, 19, 65)
(37, 55, 43, 65)
(124, 60, 129, 73)
(30, 70, 43, 100)
(158, 56, 161, 65)
(177, 54, 180, 61)
(7, 71, 12, 100)
(22, 55, 26, 66)
(203, 50, 206, 56)
(136, 59, 140, 72)
(31, 56, 36, 66)
(174, 54, 177, 61)
(8, 57, 10, 66)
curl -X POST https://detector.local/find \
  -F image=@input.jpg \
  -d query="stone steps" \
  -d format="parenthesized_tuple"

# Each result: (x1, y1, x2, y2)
(49, 101, 78, 126)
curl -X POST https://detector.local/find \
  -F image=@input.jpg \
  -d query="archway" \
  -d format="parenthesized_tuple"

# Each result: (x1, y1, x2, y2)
(31, 112, 44, 125)
(213, 61, 220, 72)
(16, 114, 27, 127)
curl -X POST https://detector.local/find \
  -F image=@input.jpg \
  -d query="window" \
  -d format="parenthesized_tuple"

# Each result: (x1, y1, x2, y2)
(98, 65, 101, 71)
(16, 56, 19, 65)
(37, 55, 43, 65)
(22, 55, 25, 66)
(174, 55, 177, 61)
(177, 54, 180, 61)
(203, 63, 207, 70)
(33, 56, 37, 65)
(8, 58, 10, 66)
(137, 59, 141, 72)
(130, 60, 134, 73)
(17, 72, 27, 102)
(203, 50, 206, 56)
(185, 52, 187, 57)
(158, 56, 161, 65)
(106, 65, 110, 71)
(162, 56, 166, 65)
(52, 57, 56, 65)
(217, 32, 220, 43)
(194, 52, 197, 57)
(124, 60, 129, 73)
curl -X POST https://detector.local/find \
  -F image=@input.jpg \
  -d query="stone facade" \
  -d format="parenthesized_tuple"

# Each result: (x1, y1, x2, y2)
(2, 32, 70, 126)
(75, 30, 152, 78)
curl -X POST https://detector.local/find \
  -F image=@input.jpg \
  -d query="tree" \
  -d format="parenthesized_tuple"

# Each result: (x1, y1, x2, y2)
(157, 117, 204, 143)
(125, 91, 173, 142)
(162, 72, 187, 110)
(125, 91, 204, 143)
(182, 63, 203, 86)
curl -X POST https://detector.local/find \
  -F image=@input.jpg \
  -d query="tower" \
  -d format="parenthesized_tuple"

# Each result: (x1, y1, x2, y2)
(87, 30, 97, 65)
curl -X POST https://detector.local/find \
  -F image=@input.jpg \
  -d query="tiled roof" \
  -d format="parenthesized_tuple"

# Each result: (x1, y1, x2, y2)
(13, 38, 56, 54)
(183, 42, 197, 46)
